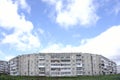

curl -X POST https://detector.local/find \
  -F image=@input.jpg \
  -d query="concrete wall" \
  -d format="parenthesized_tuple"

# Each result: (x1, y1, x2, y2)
(0, 60, 9, 74)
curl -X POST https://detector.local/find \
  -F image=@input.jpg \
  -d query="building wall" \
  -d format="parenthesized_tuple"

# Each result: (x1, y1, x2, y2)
(117, 65, 120, 74)
(37, 53, 46, 76)
(91, 54, 100, 75)
(9, 53, 117, 76)
(0, 60, 9, 74)
(19, 55, 29, 76)
(82, 53, 93, 75)
(47, 53, 74, 76)
(18, 54, 37, 76)
(76, 53, 83, 75)
(99, 55, 117, 75)
(9, 57, 20, 75)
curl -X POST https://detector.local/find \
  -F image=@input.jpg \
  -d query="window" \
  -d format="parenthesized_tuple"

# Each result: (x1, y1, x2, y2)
(76, 55, 82, 59)
(76, 54, 81, 57)
(39, 68, 45, 71)
(61, 72, 71, 75)
(61, 60, 70, 62)
(39, 59, 45, 61)
(61, 68, 71, 70)
(76, 59, 81, 62)
(76, 67, 82, 70)
(51, 72, 60, 75)
(76, 63, 81, 65)
(77, 71, 83, 75)
(51, 68, 60, 71)
(38, 63, 45, 66)
(39, 72, 45, 74)
(51, 64, 61, 66)
(66, 56, 70, 59)
(51, 60, 60, 63)
(61, 64, 70, 66)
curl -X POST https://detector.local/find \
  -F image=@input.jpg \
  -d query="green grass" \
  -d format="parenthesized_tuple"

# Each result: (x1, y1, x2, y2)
(0, 74, 120, 80)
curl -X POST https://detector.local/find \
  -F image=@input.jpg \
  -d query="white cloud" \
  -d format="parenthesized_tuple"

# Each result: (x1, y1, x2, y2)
(43, 0, 99, 28)
(2, 31, 40, 51)
(80, 25, 120, 57)
(41, 43, 63, 53)
(5, 55, 15, 61)
(0, 0, 40, 51)
(41, 25, 120, 64)
(16, 0, 31, 13)
(0, 0, 33, 31)
(41, 43, 80, 53)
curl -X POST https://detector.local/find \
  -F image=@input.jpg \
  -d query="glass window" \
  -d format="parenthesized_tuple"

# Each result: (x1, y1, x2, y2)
(76, 67, 82, 70)
(61, 60, 70, 62)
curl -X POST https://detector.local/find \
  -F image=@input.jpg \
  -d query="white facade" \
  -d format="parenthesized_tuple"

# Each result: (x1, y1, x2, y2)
(9, 53, 117, 76)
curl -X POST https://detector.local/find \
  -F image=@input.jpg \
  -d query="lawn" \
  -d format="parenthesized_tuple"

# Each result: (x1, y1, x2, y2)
(0, 74, 120, 80)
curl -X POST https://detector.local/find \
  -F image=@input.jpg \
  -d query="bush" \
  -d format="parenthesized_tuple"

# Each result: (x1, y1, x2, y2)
(0, 74, 120, 80)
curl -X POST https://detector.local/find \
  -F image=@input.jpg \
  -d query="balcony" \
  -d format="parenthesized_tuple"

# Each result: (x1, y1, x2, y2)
(76, 63, 82, 67)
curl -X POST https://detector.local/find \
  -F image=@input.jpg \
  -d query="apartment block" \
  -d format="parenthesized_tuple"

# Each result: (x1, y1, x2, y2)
(9, 53, 117, 76)
(0, 60, 9, 74)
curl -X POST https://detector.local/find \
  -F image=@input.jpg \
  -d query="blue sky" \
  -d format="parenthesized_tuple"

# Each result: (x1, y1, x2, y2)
(0, 0, 120, 64)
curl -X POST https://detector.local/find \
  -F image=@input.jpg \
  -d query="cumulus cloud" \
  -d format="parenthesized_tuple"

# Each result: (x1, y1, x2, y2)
(0, 0, 40, 51)
(41, 25, 120, 64)
(79, 25, 120, 58)
(43, 0, 99, 28)
(2, 31, 40, 51)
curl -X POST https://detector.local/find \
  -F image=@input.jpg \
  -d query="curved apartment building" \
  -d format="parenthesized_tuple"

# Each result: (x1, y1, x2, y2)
(9, 53, 117, 76)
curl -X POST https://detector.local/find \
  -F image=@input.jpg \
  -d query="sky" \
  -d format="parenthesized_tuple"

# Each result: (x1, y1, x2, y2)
(0, 0, 120, 64)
